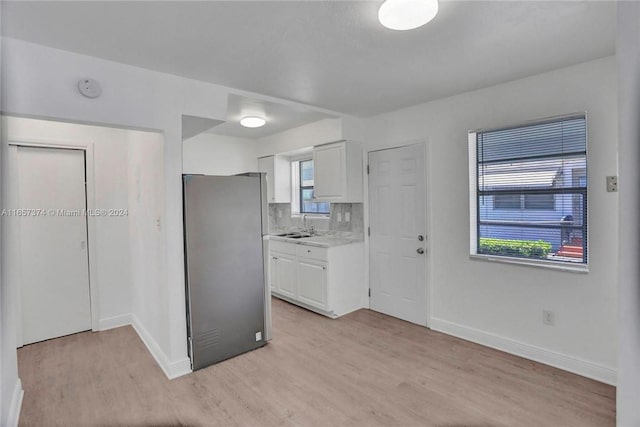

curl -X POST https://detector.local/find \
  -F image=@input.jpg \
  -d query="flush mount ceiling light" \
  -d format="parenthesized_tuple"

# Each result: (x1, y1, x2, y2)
(378, 0, 439, 31)
(240, 116, 266, 128)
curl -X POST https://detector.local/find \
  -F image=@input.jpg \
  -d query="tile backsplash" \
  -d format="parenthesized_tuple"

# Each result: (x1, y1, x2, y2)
(329, 203, 364, 233)
(269, 203, 364, 236)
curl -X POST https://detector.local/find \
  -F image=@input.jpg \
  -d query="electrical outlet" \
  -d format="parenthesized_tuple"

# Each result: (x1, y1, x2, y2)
(255, 331, 262, 341)
(543, 310, 555, 326)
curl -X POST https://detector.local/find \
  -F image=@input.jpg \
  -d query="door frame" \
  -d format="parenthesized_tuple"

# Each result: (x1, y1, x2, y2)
(365, 141, 432, 327)
(5, 137, 99, 346)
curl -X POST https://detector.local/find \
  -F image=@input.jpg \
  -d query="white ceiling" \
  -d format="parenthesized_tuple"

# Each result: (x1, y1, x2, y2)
(2, 1, 616, 117)
(207, 94, 335, 138)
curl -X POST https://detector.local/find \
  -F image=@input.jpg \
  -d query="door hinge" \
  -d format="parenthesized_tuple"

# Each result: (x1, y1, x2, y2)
(368, 226, 370, 236)
(368, 288, 371, 297)
(367, 164, 370, 175)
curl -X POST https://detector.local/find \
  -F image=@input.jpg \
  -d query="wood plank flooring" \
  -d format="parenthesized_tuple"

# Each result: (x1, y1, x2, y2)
(18, 298, 615, 426)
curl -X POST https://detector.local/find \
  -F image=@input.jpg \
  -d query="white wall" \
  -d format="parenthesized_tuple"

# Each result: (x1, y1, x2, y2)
(128, 131, 190, 378)
(2, 117, 133, 328)
(0, 6, 22, 426)
(183, 133, 258, 176)
(363, 56, 618, 384)
(616, 2, 640, 425)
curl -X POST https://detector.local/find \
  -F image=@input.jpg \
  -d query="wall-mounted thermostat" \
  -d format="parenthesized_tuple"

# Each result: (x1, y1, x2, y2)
(77, 78, 102, 99)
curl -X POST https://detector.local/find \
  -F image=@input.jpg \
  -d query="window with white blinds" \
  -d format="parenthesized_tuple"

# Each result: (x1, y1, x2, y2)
(469, 115, 587, 266)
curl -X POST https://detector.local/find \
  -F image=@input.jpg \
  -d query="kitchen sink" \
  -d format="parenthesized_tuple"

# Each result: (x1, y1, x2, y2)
(275, 232, 313, 239)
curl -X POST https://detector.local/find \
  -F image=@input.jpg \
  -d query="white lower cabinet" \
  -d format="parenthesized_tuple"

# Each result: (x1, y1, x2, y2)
(272, 252, 296, 299)
(269, 239, 365, 318)
(296, 258, 327, 310)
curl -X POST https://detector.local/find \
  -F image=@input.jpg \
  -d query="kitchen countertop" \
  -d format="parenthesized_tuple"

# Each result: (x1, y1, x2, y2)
(266, 233, 362, 248)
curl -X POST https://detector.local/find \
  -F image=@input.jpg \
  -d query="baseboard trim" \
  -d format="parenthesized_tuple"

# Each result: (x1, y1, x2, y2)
(130, 314, 191, 380)
(429, 317, 616, 386)
(98, 313, 132, 331)
(166, 357, 192, 379)
(6, 378, 24, 427)
(271, 292, 338, 318)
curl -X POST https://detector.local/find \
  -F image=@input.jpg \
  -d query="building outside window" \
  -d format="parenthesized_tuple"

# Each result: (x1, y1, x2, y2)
(298, 159, 329, 214)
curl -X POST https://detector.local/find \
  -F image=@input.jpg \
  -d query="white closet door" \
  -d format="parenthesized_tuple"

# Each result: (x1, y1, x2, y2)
(18, 146, 91, 345)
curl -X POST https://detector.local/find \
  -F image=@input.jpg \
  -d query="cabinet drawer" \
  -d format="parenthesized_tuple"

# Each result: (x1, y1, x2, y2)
(296, 244, 328, 261)
(270, 240, 297, 255)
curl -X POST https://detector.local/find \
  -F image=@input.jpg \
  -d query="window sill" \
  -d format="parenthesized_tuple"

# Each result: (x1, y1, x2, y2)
(291, 213, 330, 219)
(469, 254, 588, 274)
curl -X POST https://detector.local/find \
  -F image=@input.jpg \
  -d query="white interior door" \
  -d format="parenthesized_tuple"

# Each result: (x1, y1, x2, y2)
(369, 144, 427, 325)
(18, 146, 92, 345)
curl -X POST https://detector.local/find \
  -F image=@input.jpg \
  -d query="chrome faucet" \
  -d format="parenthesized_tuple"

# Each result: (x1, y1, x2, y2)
(302, 214, 315, 235)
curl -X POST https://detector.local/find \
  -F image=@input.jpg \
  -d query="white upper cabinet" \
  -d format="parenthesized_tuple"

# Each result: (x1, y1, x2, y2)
(313, 143, 345, 199)
(258, 155, 291, 203)
(313, 141, 363, 202)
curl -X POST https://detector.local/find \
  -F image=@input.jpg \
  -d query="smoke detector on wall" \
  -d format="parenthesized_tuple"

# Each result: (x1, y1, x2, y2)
(77, 78, 102, 98)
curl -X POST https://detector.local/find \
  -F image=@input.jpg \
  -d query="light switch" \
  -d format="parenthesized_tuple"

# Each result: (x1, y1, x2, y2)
(345, 211, 351, 222)
(337, 212, 342, 222)
(606, 176, 618, 192)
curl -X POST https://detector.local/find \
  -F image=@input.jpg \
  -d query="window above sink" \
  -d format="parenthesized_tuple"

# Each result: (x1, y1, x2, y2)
(291, 158, 329, 216)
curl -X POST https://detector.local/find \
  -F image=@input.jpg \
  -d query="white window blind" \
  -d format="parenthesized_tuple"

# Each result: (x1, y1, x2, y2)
(471, 115, 587, 265)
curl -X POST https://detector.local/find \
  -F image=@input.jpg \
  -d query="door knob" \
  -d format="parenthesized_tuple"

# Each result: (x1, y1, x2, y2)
(418, 235, 424, 241)
(416, 248, 424, 254)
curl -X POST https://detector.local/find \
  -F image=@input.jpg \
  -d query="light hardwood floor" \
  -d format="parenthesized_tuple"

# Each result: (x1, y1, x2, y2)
(18, 298, 615, 426)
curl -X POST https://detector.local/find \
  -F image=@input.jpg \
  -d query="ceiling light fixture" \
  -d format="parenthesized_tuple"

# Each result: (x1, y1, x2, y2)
(378, 0, 439, 31)
(240, 116, 266, 128)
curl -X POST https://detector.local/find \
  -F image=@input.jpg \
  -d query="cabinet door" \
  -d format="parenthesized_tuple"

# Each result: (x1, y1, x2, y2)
(314, 143, 346, 200)
(273, 155, 292, 203)
(297, 258, 328, 310)
(258, 156, 276, 202)
(276, 254, 297, 298)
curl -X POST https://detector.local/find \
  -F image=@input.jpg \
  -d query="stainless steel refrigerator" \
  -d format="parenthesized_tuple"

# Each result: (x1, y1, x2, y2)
(183, 173, 270, 371)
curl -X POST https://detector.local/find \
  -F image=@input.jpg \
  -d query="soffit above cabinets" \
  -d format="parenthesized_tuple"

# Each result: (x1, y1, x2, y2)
(206, 94, 336, 139)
